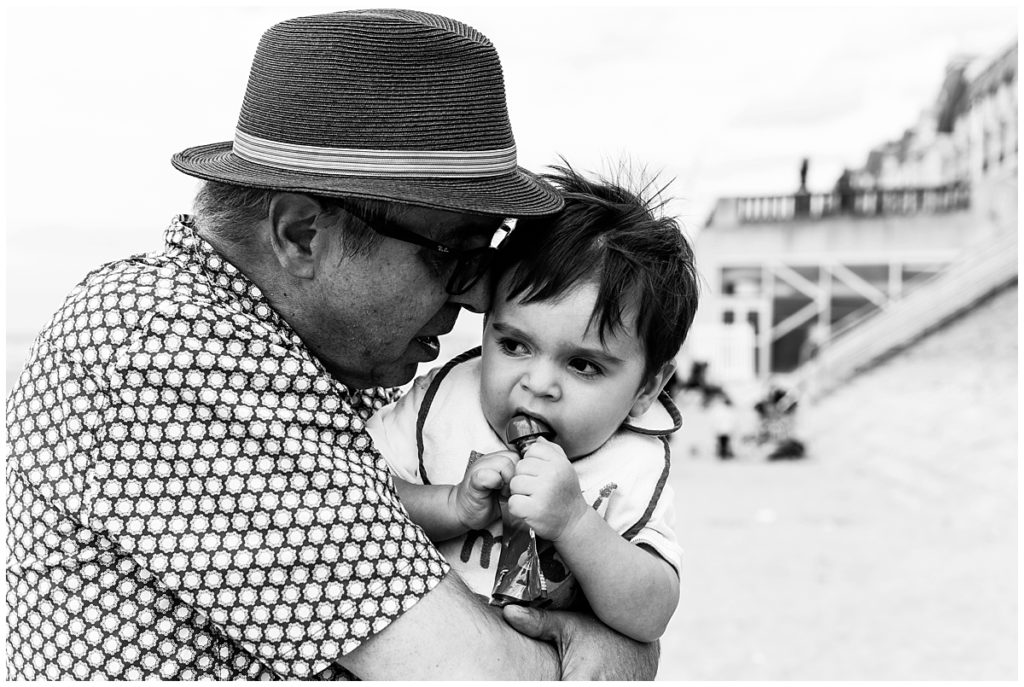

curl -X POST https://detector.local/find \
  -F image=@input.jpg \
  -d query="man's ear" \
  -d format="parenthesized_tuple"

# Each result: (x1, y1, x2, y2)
(267, 193, 326, 279)
(629, 359, 676, 418)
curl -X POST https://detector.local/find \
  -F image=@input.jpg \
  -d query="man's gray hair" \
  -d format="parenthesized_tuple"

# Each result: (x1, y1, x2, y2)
(192, 181, 387, 255)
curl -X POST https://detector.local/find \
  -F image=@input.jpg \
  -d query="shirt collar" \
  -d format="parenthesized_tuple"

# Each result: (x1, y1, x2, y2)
(164, 214, 380, 406)
(164, 214, 271, 317)
(620, 391, 683, 437)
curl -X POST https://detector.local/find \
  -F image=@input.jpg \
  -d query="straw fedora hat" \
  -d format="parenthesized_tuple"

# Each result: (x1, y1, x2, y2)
(172, 9, 562, 216)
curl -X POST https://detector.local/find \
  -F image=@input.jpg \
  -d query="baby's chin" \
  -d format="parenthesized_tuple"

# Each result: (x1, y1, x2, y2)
(563, 434, 616, 461)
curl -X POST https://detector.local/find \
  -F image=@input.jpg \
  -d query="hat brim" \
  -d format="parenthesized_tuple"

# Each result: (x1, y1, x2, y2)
(172, 142, 563, 217)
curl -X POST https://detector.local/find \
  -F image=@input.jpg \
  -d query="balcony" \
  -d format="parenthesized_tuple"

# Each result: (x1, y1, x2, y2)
(708, 183, 971, 228)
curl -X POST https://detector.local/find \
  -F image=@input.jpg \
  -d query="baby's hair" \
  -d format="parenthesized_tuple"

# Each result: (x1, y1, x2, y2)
(493, 163, 699, 377)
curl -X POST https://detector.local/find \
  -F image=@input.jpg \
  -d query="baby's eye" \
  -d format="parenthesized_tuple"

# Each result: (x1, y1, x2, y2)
(569, 358, 603, 377)
(497, 338, 529, 356)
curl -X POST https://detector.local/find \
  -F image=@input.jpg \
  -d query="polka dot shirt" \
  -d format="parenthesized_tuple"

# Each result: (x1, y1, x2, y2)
(5, 216, 450, 680)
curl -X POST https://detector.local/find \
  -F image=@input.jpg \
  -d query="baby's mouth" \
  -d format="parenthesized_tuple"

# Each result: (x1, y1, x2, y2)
(513, 408, 550, 427)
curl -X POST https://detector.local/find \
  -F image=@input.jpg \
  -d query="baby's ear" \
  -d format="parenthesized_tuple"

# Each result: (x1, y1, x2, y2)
(629, 359, 676, 418)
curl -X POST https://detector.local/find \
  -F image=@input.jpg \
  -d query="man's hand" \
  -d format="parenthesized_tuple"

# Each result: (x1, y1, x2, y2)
(507, 438, 589, 541)
(453, 450, 517, 530)
(339, 572, 560, 679)
(502, 604, 660, 680)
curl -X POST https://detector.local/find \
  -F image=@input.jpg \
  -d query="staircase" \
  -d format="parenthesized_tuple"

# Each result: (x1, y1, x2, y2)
(793, 222, 1018, 400)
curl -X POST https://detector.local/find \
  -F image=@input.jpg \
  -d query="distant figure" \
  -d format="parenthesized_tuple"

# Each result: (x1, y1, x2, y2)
(795, 158, 811, 216)
(678, 361, 736, 459)
(835, 168, 854, 213)
(707, 389, 737, 460)
(754, 382, 806, 460)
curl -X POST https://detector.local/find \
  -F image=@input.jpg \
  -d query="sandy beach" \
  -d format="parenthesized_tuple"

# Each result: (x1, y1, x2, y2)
(657, 286, 1017, 680)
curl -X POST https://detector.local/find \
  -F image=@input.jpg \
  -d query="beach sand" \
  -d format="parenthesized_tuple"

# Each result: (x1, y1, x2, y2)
(657, 286, 1017, 680)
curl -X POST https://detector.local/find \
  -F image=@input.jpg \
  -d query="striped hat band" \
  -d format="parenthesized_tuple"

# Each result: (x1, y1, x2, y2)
(232, 129, 518, 179)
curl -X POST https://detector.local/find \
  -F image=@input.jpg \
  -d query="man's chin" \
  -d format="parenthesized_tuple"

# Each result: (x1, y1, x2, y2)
(323, 359, 418, 390)
(372, 361, 421, 389)
(326, 343, 437, 389)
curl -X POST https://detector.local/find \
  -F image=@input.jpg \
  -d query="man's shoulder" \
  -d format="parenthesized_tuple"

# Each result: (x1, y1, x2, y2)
(33, 252, 167, 343)
(33, 247, 272, 369)
(49, 248, 185, 315)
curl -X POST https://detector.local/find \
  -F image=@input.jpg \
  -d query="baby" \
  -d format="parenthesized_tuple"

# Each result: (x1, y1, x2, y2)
(367, 165, 699, 642)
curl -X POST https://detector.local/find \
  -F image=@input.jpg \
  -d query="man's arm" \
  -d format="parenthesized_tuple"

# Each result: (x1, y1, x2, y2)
(338, 572, 560, 679)
(338, 571, 660, 680)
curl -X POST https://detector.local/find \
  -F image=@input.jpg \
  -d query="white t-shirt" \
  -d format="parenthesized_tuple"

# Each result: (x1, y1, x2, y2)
(367, 350, 683, 607)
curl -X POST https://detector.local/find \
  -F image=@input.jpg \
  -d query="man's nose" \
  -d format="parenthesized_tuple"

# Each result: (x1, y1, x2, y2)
(449, 271, 491, 314)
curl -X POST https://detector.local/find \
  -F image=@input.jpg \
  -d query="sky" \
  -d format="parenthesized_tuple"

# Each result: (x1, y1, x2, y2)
(2, 1, 1019, 374)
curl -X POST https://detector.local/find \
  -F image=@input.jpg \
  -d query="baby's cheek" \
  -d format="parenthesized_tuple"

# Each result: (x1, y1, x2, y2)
(564, 419, 613, 460)
(479, 384, 507, 438)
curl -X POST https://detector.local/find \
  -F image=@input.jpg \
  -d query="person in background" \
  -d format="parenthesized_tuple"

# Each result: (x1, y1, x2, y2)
(707, 389, 737, 460)
(754, 380, 806, 460)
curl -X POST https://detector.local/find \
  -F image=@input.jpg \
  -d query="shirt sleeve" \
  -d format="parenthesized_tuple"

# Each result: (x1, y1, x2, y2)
(628, 482, 683, 575)
(83, 308, 450, 679)
(365, 368, 440, 484)
(592, 434, 683, 576)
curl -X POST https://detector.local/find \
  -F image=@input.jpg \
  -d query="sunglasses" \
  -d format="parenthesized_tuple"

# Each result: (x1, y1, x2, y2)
(337, 203, 506, 295)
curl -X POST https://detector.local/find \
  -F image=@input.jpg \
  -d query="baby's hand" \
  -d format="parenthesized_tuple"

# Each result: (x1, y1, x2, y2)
(454, 450, 518, 530)
(507, 438, 588, 542)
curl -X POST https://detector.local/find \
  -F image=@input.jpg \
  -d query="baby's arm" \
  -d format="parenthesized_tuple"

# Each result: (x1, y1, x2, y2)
(394, 451, 518, 542)
(508, 439, 679, 642)
(554, 504, 679, 642)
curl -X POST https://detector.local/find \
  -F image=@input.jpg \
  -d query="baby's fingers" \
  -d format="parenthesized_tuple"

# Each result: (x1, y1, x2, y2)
(508, 473, 539, 497)
(507, 493, 534, 521)
(470, 454, 516, 490)
(482, 454, 517, 481)
(522, 437, 566, 463)
(470, 466, 505, 492)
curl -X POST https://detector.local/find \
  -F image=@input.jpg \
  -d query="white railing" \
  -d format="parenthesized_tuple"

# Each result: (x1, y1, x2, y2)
(793, 224, 1018, 400)
(710, 183, 971, 226)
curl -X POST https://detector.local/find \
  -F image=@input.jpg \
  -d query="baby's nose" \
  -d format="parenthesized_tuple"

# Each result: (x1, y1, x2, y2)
(519, 364, 561, 401)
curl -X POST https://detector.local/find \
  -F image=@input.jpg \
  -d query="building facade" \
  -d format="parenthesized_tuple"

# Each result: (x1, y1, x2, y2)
(688, 40, 1018, 386)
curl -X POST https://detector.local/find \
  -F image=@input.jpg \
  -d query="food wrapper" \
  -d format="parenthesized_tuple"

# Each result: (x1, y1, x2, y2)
(489, 414, 556, 608)
(489, 496, 550, 608)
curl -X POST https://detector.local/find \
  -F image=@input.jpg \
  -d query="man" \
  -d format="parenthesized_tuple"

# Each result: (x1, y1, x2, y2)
(6, 9, 659, 679)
